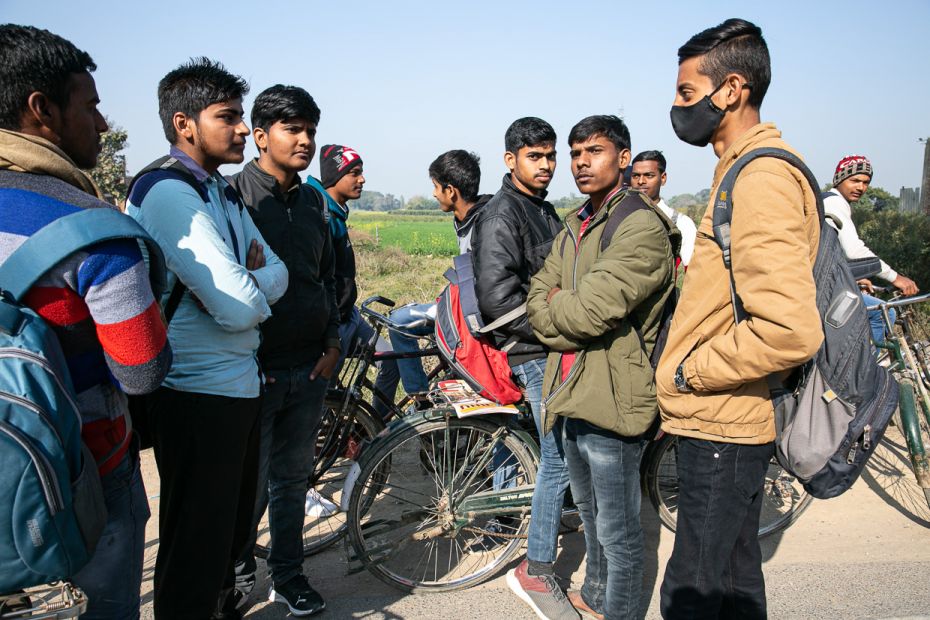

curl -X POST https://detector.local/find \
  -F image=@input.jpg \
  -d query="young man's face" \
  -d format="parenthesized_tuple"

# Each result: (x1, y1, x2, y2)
(189, 99, 250, 166)
(571, 134, 630, 199)
(836, 173, 871, 203)
(630, 160, 666, 202)
(432, 179, 455, 213)
(505, 143, 556, 196)
(256, 118, 316, 175)
(333, 165, 365, 201)
(55, 72, 108, 169)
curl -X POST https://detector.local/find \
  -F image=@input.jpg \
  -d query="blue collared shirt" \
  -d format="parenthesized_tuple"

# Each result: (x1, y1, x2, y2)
(127, 149, 288, 397)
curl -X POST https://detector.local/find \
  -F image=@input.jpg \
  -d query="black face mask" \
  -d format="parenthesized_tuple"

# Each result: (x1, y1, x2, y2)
(669, 82, 727, 147)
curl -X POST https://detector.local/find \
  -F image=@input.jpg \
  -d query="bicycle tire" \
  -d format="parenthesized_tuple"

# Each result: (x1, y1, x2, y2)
(347, 415, 537, 592)
(895, 379, 930, 511)
(902, 310, 930, 392)
(643, 434, 812, 539)
(253, 395, 384, 559)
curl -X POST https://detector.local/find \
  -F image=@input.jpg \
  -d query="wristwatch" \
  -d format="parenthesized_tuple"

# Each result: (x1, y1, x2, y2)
(674, 363, 692, 393)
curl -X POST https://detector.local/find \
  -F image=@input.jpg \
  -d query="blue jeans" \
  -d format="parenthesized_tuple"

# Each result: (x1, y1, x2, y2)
(239, 364, 329, 585)
(862, 292, 895, 345)
(660, 438, 773, 620)
(336, 306, 400, 418)
(72, 449, 150, 620)
(514, 358, 570, 565)
(563, 418, 644, 620)
(388, 303, 434, 394)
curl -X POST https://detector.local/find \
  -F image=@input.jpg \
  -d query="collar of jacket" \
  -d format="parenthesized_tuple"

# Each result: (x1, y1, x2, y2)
(454, 193, 492, 238)
(0, 128, 103, 199)
(501, 173, 549, 204)
(242, 159, 301, 202)
(712, 122, 781, 188)
(566, 187, 628, 236)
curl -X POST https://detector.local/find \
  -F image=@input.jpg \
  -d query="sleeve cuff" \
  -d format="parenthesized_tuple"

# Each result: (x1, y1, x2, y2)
(683, 355, 706, 392)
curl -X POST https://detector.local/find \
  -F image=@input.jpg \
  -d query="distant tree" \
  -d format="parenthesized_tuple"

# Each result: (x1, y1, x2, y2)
(551, 194, 586, 213)
(404, 195, 440, 210)
(89, 117, 128, 205)
(854, 200, 930, 290)
(351, 190, 402, 211)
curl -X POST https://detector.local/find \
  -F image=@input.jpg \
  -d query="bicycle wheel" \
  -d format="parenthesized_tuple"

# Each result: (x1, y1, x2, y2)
(902, 311, 930, 390)
(644, 434, 813, 538)
(347, 415, 537, 592)
(254, 396, 384, 559)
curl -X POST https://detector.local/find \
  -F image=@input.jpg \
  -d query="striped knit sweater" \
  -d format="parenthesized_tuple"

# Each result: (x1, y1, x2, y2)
(0, 169, 171, 475)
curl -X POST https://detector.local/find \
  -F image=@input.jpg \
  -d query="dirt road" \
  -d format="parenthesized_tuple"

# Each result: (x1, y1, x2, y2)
(138, 426, 930, 619)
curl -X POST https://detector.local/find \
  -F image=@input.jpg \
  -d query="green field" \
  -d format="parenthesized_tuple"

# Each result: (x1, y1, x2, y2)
(350, 211, 458, 256)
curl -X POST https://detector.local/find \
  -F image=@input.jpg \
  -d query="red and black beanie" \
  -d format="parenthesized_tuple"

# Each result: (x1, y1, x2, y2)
(320, 144, 363, 188)
(833, 155, 873, 187)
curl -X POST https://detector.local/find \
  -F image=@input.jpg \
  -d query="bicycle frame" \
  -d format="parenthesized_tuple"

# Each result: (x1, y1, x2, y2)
(873, 293, 930, 489)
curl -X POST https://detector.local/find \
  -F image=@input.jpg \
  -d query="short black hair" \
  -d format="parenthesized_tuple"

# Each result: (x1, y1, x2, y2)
(251, 84, 320, 131)
(429, 150, 481, 203)
(678, 18, 770, 108)
(157, 57, 249, 143)
(504, 117, 556, 153)
(632, 150, 667, 174)
(568, 115, 631, 152)
(0, 24, 96, 130)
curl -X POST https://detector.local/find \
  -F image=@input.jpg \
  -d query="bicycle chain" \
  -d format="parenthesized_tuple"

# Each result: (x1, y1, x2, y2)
(461, 526, 527, 539)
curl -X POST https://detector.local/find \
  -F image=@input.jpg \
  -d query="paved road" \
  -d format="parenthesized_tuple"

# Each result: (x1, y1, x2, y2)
(139, 427, 930, 619)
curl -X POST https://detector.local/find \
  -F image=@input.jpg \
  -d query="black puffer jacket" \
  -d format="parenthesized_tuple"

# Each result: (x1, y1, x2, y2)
(471, 175, 562, 366)
(229, 161, 341, 370)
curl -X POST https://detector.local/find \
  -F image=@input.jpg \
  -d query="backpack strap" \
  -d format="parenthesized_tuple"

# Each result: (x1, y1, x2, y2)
(711, 147, 824, 325)
(0, 208, 167, 304)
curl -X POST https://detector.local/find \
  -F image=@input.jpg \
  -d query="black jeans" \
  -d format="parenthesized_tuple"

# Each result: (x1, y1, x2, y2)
(660, 437, 774, 620)
(149, 387, 261, 620)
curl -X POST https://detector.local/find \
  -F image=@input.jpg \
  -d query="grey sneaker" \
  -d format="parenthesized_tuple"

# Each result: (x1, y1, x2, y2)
(506, 559, 580, 620)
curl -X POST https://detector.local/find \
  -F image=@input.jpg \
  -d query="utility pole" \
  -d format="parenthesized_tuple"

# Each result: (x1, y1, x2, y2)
(921, 138, 930, 216)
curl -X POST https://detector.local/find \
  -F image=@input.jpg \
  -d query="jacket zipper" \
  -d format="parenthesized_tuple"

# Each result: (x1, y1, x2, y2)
(542, 219, 589, 411)
(0, 348, 83, 426)
(0, 420, 64, 513)
(0, 391, 64, 447)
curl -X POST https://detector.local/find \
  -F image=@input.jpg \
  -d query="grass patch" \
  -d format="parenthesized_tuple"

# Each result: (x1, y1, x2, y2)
(350, 211, 458, 256)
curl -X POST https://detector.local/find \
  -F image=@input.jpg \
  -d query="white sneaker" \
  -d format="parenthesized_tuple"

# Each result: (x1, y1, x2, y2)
(305, 488, 339, 518)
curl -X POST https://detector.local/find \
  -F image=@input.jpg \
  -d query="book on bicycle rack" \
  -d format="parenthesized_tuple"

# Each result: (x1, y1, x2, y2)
(436, 380, 521, 417)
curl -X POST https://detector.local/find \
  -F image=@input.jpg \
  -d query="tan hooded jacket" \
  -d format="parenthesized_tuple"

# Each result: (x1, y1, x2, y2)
(656, 123, 823, 444)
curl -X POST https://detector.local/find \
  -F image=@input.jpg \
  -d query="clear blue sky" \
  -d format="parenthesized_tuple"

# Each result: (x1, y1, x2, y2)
(4, 0, 928, 200)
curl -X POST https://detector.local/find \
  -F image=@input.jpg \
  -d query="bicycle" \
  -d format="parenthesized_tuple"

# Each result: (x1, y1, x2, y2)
(344, 390, 811, 592)
(869, 290, 930, 510)
(0, 583, 87, 619)
(253, 296, 449, 558)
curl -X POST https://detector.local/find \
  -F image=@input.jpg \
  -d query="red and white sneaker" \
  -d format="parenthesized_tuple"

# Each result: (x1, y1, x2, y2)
(506, 559, 580, 620)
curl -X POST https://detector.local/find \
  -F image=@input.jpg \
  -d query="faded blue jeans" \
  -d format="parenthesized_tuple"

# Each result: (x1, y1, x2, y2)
(238, 364, 328, 586)
(563, 418, 644, 620)
(514, 358, 570, 565)
(72, 448, 150, 620)
(862, 292, 896, 345)
(387, 303, 434, 395)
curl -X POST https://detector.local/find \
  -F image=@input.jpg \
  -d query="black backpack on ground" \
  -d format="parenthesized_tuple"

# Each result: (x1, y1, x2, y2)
(712, 147, 898, 499)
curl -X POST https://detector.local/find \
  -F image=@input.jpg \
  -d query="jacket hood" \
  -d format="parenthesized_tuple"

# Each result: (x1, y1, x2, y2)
(454, 194, 492, 238)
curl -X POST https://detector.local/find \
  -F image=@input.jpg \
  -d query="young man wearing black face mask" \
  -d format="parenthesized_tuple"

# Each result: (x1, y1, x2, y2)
(655, 19, 823, 619)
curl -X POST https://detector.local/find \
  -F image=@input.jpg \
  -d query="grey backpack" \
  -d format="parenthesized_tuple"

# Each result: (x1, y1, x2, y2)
(713, 147, 898, 499)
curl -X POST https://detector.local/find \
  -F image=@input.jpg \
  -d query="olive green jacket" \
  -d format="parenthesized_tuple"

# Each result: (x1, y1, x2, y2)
(527, 189, 678, 436)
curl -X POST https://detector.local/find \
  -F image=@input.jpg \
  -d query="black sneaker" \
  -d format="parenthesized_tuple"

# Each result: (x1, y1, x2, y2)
(269, 574, 325, 616)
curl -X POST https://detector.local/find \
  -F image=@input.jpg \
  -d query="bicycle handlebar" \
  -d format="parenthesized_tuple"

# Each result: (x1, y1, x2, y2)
(359, 295, 435, 340)
(865, 291, 930, 311)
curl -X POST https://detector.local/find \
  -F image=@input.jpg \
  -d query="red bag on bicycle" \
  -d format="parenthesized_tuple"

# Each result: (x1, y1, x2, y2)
(434, 259, 523, 405)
